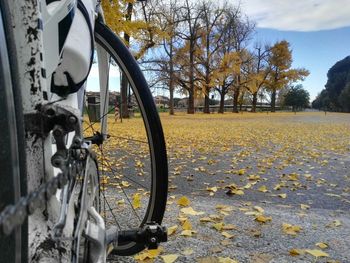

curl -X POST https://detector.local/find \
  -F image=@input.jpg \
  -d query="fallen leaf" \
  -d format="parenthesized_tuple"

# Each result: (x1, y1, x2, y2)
(305, 249, 329, 257)
(132, 193, 141, 209)
(182, 248, 194, 255)
(200, 217, 214, 223)
(238, 168, 246, 175)
(226, 189, 244, 195)
(181, 207, 205, 216)
(315, 242, 328, 249)
(258, 185, 268, 193)
(218, 257, 239, 263)
(253, 206, 264, 213)
(255, 215, 272, 223)
(212, 222, 224, 231)
(134, 247, 163, 261)
(289, 248, 304, 256)
(177, 196, 190, 207)
(221, 239, 233, 246)
(182, 219, 192, 230)
(248, 175, 260, 180)
(222, 224, 237, 230)
(196, 257, 219, 263)
(161, 254, 179, 263)
(180, 230, 196, 237)
(282, 223, 302, 235)
(300, 204, 310, 210)
(167, 225, 178, 236)
(278, 193, 287, 199)
(221, 231, 235, 239)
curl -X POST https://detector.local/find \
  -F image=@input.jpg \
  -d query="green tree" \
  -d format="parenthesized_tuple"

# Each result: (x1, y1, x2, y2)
(284, 85, 310, 111)
(338, 83, 350, 112)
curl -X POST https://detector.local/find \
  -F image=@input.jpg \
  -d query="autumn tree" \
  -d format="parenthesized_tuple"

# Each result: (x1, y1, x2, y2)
(227, 9, 255, 113)
(195, 0, 226, 114)
(102, 0, 165, 117)
(213, 52, 241, 113)
(243, 43, 271, 112)
(140, 0, 181, 115)
(175, 0, 203, 114)
(266, 40, 309, 112)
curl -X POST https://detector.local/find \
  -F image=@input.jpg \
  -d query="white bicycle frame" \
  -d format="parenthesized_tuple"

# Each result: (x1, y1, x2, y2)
(6, 0, 110, 261)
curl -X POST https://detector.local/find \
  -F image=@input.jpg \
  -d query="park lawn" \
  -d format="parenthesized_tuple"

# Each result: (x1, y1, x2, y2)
(86, 112, 350, 262)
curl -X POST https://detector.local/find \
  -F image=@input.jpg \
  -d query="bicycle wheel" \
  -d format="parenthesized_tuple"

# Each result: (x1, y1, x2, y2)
(83, 20, 168, 256)
(0, 1, 27, 262)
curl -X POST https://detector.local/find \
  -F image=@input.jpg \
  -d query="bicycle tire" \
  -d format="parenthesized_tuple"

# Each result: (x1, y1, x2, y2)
(93, 21, 168, 256)
(0, 1, 27, 262)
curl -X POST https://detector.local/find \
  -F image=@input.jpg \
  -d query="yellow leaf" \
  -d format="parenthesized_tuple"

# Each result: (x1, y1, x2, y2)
(182, 220, 192, 230)
(212, 222, 224, 231)
(182, 248, 194, 255)
(253, 206, 264, 213)
(226, 189, 244, 195)
(206, 187, 218, 193)
(300, 204, 310, 210)
(167, 225, 178, 236)
(132, 193, 141, 209)
(180, 230, 196, 237)
(258, 185, 268, 193)
(333, 220, 342, 227)
(248, 175, 260, 180)
(117, 199, 125, 205)
(255, 215, 272, 223)
(161, 254, 179, 263)
(200, 217, 213, 223)
(134, 247, 163, 261)
(305, 249, 329, 257)
(243, 183, 253, 189)
(177, 217, 188, 224)
(278, 193, 287, 199)
(218, 257, 239, 263)
(238, 169, 246, 175)
(315, 242, 328, 249)
(121, 181, 130, 187)
(181, 207, 204, 216)
(282, 223, 302, 235)
(289, 248, 304, 256)
(177, 196, 191, 207)
(221, 231, 235, 239)
(222, 224, 237, 230)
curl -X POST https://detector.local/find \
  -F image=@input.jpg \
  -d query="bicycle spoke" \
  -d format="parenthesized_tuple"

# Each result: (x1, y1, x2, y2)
(99, 148, 142, 224)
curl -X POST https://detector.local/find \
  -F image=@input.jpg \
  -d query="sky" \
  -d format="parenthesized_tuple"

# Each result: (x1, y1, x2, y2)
(241, 0, 350, 100)
(87, 0, 350, 101)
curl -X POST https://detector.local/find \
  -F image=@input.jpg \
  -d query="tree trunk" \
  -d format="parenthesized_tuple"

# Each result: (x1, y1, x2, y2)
(232, 87, 239, 113)
(169, 46, 175, 115)
(188, 91, 195, 114)
(271, 89, 276, 112)
(121, 74, 129, 118)
(203, 87, 210, 114)
(120, 3, 133, 119)
(218, 92, 225, 113)
(169, 85, 174, 115)
(252, 92, 258, 112)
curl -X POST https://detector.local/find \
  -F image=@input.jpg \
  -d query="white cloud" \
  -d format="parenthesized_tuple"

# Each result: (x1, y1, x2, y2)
(240, 0, 350, 31)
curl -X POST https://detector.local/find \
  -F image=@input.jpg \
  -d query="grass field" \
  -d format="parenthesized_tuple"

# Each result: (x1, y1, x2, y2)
(88, 112, 350, 263)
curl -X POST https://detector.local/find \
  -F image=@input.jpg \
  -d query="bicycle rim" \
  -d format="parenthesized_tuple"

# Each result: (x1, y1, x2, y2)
(83, 21, 168, 256)
(0, 1, 27, 262)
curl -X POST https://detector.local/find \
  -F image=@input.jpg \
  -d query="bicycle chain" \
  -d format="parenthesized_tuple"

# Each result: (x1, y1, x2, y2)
(0, 104, 86, 236)
(0, 169, 70, 235)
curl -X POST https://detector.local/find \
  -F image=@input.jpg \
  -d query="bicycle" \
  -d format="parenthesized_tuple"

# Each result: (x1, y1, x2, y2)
(0, 0, 168, 262)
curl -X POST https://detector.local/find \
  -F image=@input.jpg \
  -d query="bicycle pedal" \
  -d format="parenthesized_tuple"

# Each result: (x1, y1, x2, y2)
(117, 222, 167, 249)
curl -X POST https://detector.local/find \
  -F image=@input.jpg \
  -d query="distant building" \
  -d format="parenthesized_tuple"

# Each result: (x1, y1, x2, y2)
(86, 91, 121, 106)
(154, 95, 169, 108)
